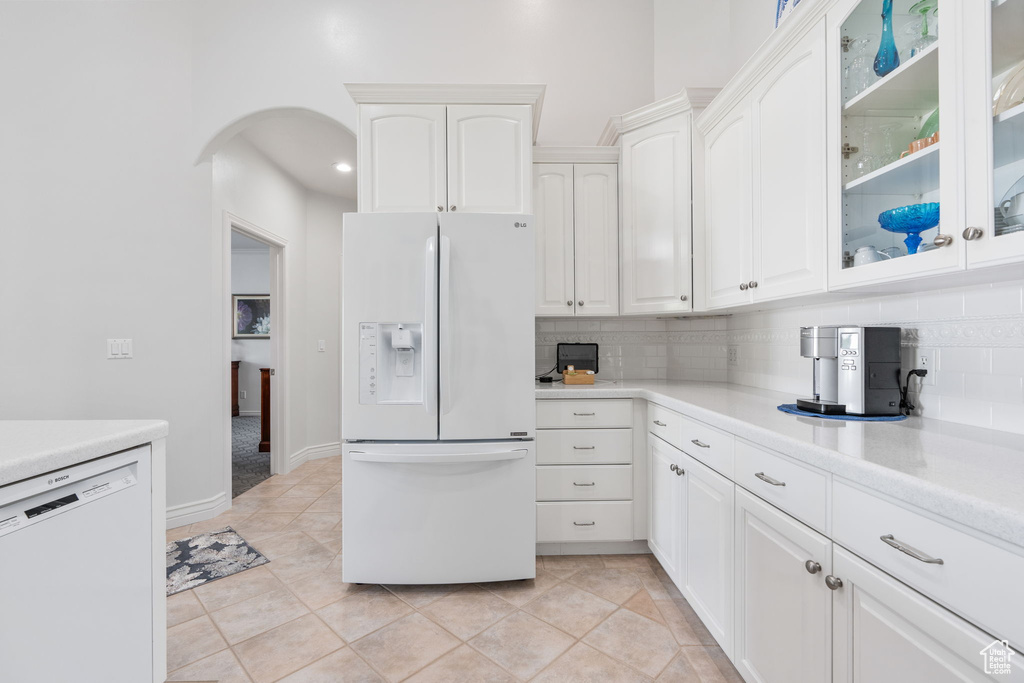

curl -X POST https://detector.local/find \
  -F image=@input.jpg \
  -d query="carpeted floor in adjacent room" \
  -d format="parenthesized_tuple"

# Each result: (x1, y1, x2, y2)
(232, 416, 270, 498)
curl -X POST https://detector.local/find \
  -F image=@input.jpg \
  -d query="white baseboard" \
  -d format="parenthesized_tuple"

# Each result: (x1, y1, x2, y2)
(536, 540, 651, 556)
(166, 491, 230, 529)
(237, 410, 260, 417)
(288, 441, 342, 469)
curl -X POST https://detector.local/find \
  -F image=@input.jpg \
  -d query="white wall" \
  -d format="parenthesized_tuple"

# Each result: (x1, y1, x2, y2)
(191, 0, 657, 148)
(0, 2, 223, 517)
(726, 280, 1024, 435)
(231, 248, 271, 415)
(304, 192, 354, 449)
(653, 0, 776, 98)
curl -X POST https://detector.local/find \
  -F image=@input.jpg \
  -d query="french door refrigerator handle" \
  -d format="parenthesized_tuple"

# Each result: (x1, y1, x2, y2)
(348, 449, 527, 464)
(440, 235, 453, 416)
(424, 236, 438, 416)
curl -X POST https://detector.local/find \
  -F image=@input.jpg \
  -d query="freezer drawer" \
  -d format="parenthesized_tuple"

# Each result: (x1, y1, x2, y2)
(342, 442, 536, 584)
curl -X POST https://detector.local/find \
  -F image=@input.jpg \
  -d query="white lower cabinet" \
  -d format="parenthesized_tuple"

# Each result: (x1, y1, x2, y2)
(680, 451, 734, 658)
(733, 488, 832, 683)
(648, 434, 683, 579)
(831, 545, 1019, 683)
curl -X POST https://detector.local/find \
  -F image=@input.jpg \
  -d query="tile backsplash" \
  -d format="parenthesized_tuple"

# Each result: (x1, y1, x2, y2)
(536, 278, 1024, 435)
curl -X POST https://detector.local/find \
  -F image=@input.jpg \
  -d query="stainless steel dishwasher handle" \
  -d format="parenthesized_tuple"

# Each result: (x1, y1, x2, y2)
(880, 534, 944, 565)
(754, 472, 786, 487)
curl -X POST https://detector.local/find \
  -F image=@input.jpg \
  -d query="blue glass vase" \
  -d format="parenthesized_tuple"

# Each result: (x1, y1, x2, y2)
(873, 0, 900, 77)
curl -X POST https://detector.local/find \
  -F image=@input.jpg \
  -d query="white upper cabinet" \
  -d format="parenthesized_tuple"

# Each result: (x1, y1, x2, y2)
(704, 110, 753, 309)
(534, 164, 575, 315)
(698, 21, 826, 310)
(573, 163, 619, 316)
(533, 152, 620, 317)
(347, 85, 544, 215)
(447, 105, 532, 213)
(751, 25, 827, 302)
(620, 112, 693, 315)
(358, 104, 447, 213)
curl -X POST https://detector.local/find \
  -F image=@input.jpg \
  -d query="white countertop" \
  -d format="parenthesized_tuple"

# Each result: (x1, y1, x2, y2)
(0, 420, 169, 487)
(537, 380, 1024, 548)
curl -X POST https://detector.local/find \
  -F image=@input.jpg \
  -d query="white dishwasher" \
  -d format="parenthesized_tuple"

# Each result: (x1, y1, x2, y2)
(0, 445, 155, 683)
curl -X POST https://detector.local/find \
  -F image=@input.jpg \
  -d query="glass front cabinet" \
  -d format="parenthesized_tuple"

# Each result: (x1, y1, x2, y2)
(826, 0, 1024, 288)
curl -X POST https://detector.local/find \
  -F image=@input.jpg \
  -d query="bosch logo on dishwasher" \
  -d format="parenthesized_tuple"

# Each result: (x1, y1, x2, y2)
(48, 474, 70, 485)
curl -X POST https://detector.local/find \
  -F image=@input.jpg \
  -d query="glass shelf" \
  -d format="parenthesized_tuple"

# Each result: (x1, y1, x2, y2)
(844, 142, 939, 194)
(994, 102, 1024, 168)
(844, 41, 939, 116)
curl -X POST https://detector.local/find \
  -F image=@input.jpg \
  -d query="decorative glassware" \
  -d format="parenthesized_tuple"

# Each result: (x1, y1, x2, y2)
(878, 203, 940, 254)
(845, 34, 879, 99)
(879, 122, 903, 165)
(855, 124, 881, 177)
(874, 0, 900, 77)
(901, 1, 938, 61)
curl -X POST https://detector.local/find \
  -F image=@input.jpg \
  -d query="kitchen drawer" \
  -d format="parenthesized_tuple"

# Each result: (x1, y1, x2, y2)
(648, 403, 683, 447)
(833, 479, 1024, 648)
(679, 415, 734, 479)
(536, 399, 633, 429)
(734, 440, 828, 533)
(537, 501, 633, 542)
(537, 429, 632, 465)
(536, 465, 632, 501)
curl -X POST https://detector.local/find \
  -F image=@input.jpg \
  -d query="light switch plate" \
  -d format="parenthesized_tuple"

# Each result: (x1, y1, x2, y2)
(107, 338, 133, 360)
(317, 340, 326, 352)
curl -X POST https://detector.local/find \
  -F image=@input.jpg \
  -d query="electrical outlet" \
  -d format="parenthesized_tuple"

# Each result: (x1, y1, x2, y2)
(727, 346, 739, 366)
(915, 349, 936, 385)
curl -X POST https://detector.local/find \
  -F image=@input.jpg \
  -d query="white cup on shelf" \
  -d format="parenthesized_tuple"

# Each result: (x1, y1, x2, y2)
(1000, 192, 1024, 226)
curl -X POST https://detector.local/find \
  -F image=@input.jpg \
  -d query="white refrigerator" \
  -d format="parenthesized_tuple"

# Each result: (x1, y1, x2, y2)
(341, 212, 536, 584)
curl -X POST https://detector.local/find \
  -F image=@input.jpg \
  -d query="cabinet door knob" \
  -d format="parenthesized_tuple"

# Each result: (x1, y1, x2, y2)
(749, 280, 758, 288)
(933, 233, 953, 246)
(675, 467, 685, 476)
(578, 300, 584, 306)
(680, 295, 688, 301)
(450, 205, 457, 211)
(962, 227, 982, 241)
(739, 283, 749, 291)
(567, 301, 573, 306)
(825, 575, 843, 590)
(669, 463, 677, 472)
(437, 205, 444, 212)
(804, 560, 821, 574)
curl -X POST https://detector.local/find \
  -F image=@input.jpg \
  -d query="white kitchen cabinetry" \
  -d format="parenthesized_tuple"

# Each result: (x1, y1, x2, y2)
(346, 84, 544, 214)
(734, 488, 832, 683)
(604, 92, 696, 315)
(536, 399, 636, 548)
(698, 21, 826, 310)
(533, 149, 619, 316)
(831, 545, 1013, 683)
(648, 433, 683, 579)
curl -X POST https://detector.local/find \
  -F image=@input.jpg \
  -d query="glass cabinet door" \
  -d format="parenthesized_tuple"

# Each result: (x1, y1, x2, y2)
(964, 0, 1024, 266)
(828, 0, 961, 287)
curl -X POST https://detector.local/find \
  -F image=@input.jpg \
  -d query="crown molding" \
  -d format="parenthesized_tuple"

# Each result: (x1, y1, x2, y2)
(597, 89, 695, 146)
(344, 83, 546, 141)
(533, 146, 620, 164)
(696, 0, 839, 134)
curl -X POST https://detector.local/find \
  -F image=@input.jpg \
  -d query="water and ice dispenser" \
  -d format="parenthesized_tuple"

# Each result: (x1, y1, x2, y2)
(358, 322, 424, 405)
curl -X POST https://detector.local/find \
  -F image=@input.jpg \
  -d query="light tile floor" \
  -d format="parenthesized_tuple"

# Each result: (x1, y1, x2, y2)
(166, 456, 743, 682)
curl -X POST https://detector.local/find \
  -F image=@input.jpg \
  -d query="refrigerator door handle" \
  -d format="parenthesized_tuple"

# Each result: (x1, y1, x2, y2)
(424, 236, 438, 416)
(439, 235, 453, 416)
(348, 449, 527, 464)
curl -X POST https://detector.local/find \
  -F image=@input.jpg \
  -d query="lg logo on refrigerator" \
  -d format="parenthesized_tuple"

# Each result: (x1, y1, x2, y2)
(514, 222, 528, 228)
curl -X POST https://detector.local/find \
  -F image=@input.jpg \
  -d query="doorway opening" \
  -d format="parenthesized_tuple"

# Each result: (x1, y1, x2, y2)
(225, 215, 287, 498)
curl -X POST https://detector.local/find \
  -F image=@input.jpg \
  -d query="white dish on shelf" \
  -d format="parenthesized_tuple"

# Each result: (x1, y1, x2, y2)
(994, 61, 1024, 116)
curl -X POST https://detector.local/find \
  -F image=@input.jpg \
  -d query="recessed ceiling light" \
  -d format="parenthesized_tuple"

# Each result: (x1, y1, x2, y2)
(334, 162, 352, 173)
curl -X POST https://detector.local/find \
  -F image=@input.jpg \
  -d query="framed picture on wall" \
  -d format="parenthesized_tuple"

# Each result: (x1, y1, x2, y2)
(233, 294, 270, 338)
(776, 0, 802, 28)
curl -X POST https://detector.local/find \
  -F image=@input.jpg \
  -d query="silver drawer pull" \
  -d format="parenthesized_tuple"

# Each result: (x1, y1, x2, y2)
(573, 482, 596, 487)
(653, 420, 667, 427)
(880, 534, 944, 565)
(572, 446, 596, 450)
(690, 439, 710, 448)
(573, 521, 596, 526)
(574, 412, 596, 416)
(755, 472, 786, 487)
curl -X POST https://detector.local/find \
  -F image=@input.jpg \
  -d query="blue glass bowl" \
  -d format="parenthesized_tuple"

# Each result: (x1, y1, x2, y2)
(878, 203, 940, 254)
